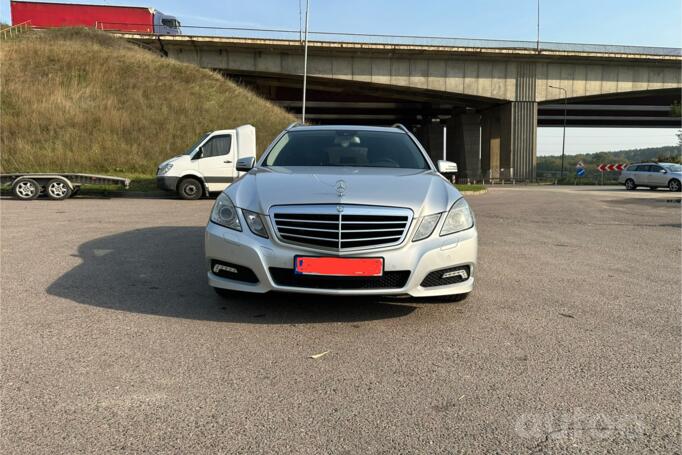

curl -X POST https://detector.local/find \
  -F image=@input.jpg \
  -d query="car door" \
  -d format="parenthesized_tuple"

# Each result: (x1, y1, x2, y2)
(196, 134, 235, 192)
(648, 164, 667, 186)
(634, 165, 651, 185)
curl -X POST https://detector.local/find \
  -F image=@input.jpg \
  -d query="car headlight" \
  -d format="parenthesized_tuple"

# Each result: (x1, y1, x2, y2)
(210, 193, 241, 231)
(440, 198, 474, 236)
(412, 213, 441, 242)
(157, 163, 173, 175)
(242, 209, 269, 238)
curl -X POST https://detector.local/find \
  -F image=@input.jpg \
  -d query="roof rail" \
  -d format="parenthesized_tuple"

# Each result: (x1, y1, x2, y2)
(391, 123, 410, 133)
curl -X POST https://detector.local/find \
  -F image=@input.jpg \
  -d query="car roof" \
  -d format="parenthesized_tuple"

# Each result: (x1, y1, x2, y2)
(286, 124, 406, 134)
(631, 162, 677, 166)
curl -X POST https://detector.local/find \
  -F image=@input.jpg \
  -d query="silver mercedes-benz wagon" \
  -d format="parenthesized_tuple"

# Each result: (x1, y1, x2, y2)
(204, 124, 477, 301)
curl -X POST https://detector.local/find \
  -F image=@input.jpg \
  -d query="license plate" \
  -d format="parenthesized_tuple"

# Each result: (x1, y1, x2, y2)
(294, 256, 383, 277)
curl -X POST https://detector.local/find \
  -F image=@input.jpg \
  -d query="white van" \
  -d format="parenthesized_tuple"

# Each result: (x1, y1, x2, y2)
(156, 125, 256, 199)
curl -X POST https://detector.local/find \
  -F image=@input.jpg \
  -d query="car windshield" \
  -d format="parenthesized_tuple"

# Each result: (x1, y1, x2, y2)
(184, 133, 210, 155)
(662, 163, 682, 172)
(263, 130, 430, 169)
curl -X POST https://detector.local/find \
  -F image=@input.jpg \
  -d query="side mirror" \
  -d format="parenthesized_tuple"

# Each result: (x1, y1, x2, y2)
(236, 156, 256, 172)
(659, 169, 667, 173)
(437, 160, 458, 174)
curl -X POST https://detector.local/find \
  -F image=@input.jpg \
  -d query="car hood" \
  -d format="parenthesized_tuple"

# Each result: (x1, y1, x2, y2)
(158, 155, 187, 169)
(228, 166, 462, 216)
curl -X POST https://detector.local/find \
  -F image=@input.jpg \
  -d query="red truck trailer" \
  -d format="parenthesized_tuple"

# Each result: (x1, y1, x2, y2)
(10, 1, 181, 34)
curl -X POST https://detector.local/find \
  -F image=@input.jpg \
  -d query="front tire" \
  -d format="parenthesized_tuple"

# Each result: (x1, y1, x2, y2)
(624, 179, 637, 191)
(46, 179, 72, 200)
(669, 179, 681, 192)
(12, 178, 40, 200)
(177, 178, 203, 200)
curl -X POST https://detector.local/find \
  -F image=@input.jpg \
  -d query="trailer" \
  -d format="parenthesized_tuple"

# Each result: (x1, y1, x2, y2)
(0, 173, 130, 200)
(10, 1, 181, 35)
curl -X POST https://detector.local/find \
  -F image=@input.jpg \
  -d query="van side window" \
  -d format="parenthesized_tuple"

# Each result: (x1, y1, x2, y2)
(201, 135, 232, 158)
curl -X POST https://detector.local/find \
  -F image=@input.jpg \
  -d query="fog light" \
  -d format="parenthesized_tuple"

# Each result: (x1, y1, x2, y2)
(213, 263, 238, 274)
(442, 269, 468, 280)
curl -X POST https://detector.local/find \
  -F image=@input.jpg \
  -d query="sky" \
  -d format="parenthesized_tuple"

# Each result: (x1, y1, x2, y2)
(2, 0, 681, 155)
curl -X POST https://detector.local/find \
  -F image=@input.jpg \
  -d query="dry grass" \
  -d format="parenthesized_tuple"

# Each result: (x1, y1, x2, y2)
(0, 28, 296, 175)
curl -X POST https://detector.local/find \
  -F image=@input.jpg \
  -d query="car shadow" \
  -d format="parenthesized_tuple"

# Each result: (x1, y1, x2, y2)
(46, 226, 418, 323)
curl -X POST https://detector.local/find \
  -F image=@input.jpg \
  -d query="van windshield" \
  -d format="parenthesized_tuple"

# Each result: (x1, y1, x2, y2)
(184, 134, 210, 155)
(263, 130, 430, 169)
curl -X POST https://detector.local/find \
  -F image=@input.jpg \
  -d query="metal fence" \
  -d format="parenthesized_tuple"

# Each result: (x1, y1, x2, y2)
(1, 21, 32, 40)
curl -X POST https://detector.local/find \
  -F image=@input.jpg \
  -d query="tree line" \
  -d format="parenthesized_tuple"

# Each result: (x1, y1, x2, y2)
(537, 145, 681, 173)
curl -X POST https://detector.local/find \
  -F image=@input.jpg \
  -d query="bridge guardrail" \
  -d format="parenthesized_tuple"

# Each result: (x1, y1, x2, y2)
(94, 22, 682, 57)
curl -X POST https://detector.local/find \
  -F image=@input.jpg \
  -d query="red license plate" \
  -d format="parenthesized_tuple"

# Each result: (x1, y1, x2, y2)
(294, 256, 383, 277)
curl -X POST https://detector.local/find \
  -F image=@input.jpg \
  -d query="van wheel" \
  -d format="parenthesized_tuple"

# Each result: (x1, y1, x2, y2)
(177, 178, 203, 200)
(46, 179, 72, 200)
(624, 179, 636, 191)
(669, 179, 681, 192)
(12, 178, 40, 200)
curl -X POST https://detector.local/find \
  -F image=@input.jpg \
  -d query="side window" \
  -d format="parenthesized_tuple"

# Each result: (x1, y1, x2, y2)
(201, 135, 232, 158)
(650, 165, 663, 173)
(638, 165, 651, 172)
(628, 165, 639, 172)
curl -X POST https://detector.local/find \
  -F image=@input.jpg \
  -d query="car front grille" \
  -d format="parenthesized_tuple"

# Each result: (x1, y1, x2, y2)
(270, 205, 413, 252)
(269, 268, 411, 290)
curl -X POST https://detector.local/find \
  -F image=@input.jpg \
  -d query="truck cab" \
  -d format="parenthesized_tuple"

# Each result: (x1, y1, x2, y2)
(156, 125, 256, 200)
(153, 11, 181, 35)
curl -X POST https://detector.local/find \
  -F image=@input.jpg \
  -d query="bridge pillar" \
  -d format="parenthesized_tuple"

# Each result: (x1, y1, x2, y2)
(481, 101, 537, 180)
(446, 113, 481, 181)
(416, 120, 445, 164)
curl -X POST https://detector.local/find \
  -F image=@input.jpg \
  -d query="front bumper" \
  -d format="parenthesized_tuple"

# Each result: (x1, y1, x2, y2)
(156, 175, 178, 191)
(205, 220, 477, 297)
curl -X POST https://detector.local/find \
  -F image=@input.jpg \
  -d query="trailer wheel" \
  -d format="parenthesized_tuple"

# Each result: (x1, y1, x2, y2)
(46, 179, 72, 200)
(177, 178, 203, 200)
(12, 178, 40, 200)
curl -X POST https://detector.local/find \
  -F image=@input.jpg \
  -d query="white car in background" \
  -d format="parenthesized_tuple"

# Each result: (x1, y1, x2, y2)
(204, 124, 477, 301)
(619, 162, 682, 192)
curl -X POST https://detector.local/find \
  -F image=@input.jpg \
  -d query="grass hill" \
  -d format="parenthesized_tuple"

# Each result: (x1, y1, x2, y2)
(0, 28, 296, 176)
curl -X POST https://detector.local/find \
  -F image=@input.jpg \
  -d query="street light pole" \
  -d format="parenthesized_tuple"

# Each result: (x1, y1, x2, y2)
(301, 0, 310, 124)
(549, 85, 567, 179)
(536, 0, 540, 52)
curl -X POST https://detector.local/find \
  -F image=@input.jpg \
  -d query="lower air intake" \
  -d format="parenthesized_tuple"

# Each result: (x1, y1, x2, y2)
(269, 268, 410, 290)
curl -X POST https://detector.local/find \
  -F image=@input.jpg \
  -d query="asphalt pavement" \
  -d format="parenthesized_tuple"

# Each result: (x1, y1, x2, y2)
(1, 186, 680, 453)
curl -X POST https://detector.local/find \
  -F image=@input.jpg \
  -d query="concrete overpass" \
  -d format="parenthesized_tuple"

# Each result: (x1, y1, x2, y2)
(126, 32, 682, 180)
